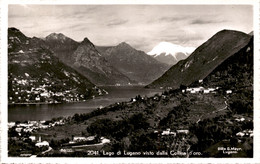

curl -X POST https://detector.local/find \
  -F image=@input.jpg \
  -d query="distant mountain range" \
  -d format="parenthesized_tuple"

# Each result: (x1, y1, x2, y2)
(13, 28, 168, 86)
(44, 33, 132, 86)
(147, 42, 195, 65)
(96, 42, 170, 85)
(9, 27, 252, 92)
(147, 30, 253, 89)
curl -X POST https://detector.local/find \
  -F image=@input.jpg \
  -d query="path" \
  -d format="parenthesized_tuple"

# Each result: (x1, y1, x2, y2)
(196, 97, 228, 124)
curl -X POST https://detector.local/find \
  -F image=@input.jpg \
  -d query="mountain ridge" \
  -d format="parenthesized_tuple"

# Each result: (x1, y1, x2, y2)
(147, 29, 252, 89)
(100, 42, 170, 85)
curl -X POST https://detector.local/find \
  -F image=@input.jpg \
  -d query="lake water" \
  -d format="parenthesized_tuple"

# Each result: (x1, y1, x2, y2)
(8, 86, 162, 122)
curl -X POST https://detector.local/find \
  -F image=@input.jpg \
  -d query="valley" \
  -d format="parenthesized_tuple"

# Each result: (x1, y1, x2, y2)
(7, 28, 254, 158)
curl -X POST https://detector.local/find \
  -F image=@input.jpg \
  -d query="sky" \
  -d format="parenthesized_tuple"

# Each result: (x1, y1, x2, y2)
(8, 5, 253, 52)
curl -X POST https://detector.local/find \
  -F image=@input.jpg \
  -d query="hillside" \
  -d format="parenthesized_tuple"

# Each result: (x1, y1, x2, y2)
(8, 28, 103, 104)
(147, 30, 252, 89)
(100, 42, 170, 85)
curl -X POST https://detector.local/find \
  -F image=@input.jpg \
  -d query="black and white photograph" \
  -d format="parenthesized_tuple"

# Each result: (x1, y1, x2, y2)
(0, 0, 259, 163)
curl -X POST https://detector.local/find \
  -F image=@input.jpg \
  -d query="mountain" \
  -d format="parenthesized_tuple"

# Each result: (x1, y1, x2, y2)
(248, 31, 253, 36)
(45, 33, 79, 63)
(69, 38, 133, 85)
(99, 42, 170, 85)
(44, 34, 132, 85)
(200, 35, 253, 90)
(147, 42, 195, 65)
(147, 30, 252, 89)
(8, 27, 103, 104)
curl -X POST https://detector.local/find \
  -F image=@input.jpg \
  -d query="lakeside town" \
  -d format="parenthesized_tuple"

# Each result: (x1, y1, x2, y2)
(8, 72, 107, 104)
(8, 81, 253, 157)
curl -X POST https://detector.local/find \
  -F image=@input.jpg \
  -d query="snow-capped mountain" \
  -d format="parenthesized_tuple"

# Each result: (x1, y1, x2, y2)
(147, 42, 195, 65)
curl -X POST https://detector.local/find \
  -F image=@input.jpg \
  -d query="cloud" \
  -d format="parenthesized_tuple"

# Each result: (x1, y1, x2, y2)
(190, 18, 226, 25)
(158, 16, 189, 22)
(8, 5, 253, 52)
(106, 19, 128, 27)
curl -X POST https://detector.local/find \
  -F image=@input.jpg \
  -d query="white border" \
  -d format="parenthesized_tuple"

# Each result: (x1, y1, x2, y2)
(1, 0, 259, 163)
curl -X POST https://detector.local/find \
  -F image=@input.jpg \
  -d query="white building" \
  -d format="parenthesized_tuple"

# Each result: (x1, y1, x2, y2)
(29, 136, 36, 142)
(73, 136, 87, 142)
(226, 90, 232, 94)
(162, 130, 170, 136)
(18, 50, 24, 53)
(15, 127, 23, 133)
(236, 132, 245, 137)
(203, 90, 210, 94)
(8, 122, 16, 128)
(40, 92, 50, 97)
(35, 141, 49, 147)
(177, 130, 189, 134)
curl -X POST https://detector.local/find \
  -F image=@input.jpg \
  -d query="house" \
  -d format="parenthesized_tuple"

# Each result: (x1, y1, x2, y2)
(35, 141, 49, 147)
(203, 89, 210, 94)
(162, 130, 170, 136)
(86, 136, 95, 141)
(60, 148, 74, 153)
(162, 95, 167, 99)
(236, 132, 245, 137)
(170, 132, 177, 136)
(199, 79, 203, 83)
(40, 92, 50, 97)
(153, 96, 159, 100)
(177, 130, 189, 134)
(131, 98, 136, 102)
(8, 122, 16, 128)
(28, 121, 37, 125)
(25, 73, 29, 77)
(73, 136, 87, 142)
(20, 154, 32, 157)
(29, 136, 36, 142)
(101, 138, 110, 144)
(161, 128, 176, 136)
(24, 128, 33, 133)
(15, 127, 23, 133)
(35, 97, 40, 101)
(18, 50, 24, 53)
(235, 117, 245, 122)
(226, 90, 232, 94)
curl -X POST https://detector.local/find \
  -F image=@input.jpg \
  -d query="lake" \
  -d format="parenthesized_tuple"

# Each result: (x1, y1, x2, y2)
(8, 86, 162, 122)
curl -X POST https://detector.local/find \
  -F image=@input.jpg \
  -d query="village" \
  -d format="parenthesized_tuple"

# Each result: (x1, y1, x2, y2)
(8, 72, 105, 104)
(8, 117, 112, 157)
